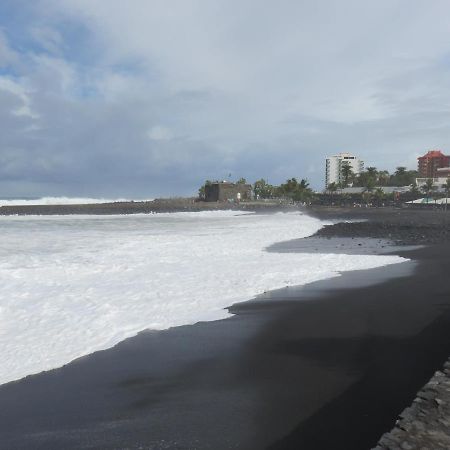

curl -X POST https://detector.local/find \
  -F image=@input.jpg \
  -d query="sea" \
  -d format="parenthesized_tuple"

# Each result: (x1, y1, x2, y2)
(0, 196, 153, 207)
(0, 199, 407, 385)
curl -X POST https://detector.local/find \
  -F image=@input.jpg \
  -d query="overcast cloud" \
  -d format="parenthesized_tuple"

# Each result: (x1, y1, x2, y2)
(1, 0, 450, 197)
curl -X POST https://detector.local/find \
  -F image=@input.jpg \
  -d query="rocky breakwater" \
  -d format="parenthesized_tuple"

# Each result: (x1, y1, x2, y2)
(308, 207, 450, 246)
(375, 358, 450, 449)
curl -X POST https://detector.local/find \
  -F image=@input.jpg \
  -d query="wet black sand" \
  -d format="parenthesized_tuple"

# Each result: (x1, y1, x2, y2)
(1, 208, 450, 449)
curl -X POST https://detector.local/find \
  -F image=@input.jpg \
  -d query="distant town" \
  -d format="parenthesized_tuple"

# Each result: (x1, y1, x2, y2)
(199, 149, 450, 206)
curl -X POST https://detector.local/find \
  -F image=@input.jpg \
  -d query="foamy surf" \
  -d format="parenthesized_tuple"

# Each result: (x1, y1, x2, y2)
(0, 211, 407, 385)
(0, 197, 153, 207)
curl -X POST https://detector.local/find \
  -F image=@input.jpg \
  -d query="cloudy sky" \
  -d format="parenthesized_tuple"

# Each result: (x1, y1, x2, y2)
(1, 0, 450, 197)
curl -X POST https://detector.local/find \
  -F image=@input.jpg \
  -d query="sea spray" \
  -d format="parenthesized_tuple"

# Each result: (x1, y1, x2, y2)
(0, 211, 407, 385)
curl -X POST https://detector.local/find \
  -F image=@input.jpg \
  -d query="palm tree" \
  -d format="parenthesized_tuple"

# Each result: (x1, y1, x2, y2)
(198, 180, 212, 200)
(326, 182, 338, 205)
(373, 187, 385, 206)
(393, 166, 407, 186)
(364, 178, 375, 192)
(410, 181, 420, 197)
(296, 179, 312, 202)
(366, 166, 378, 178)
(395, 166, 407, 176)
(340, 162, 354, 187)
(442, 178, 450, 212)
(253, 179, 274, 199)
(377, 170, 390, 186)
(421, 178, 435, 203)
(363, 178, 375, 205)
(299, 179, 310, 190)
(327, 182, 338, 194)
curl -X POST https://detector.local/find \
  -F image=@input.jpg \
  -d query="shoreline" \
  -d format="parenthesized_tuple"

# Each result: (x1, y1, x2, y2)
(0, 208, 449, 448)
(0, 198, 290, 216)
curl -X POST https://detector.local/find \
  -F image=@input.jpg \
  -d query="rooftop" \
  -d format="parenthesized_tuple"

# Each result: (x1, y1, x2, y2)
(418, 150, 449, 159)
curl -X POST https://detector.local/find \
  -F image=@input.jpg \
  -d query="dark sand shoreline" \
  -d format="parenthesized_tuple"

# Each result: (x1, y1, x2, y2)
(1, 207, 449, 449)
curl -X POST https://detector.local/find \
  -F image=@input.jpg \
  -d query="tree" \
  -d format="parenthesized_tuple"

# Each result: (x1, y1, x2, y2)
(362, 178, 375, 205)
(421, 178, 435, 203)
(355, 166, 378, 188)
(410, 181, 420, 197)
(363, 177, 376, 193)
(253, 179, 275, 199)
(373, 187, 385, 206)
(395, 166, 407, 177)
(327, 182, 338, 194)
(442, 178, 450, 212)
(340, 162, 354, 187)
(298, 179, 310, 190)
(442, 178, 450, 196)
(377, 170, 390, 186)
(366, 167, 378, 177)
(390, 167, 418, 186)
(390, 167, 407, 186)
(277, 178, 313, 202)
(326, 182, 338, 205)
(236, 177, 247, 184)
(198, 180, 212, 200)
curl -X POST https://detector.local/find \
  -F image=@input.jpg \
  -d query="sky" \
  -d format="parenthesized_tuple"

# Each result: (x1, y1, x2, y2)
(1, 0, 450, 197)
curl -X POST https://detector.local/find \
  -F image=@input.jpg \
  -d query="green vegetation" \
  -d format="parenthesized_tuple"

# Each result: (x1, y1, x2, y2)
(198, 180, 212, 200)
(442, 178, 450, 196)
(276, 178, 313, 202)
(197, 163, 439, 207)
(421, 178, 436, 202)
(253, 179, 276, 199)
(352, 166, 418, 188)
(340, 162, 354, 187)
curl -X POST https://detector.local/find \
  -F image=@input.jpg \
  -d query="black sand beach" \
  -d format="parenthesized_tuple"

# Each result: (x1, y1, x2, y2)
(1, 207, 450, 449)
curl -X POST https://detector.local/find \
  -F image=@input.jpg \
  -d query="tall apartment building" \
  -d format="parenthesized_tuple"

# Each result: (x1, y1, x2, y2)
(325, 152, 364, 188)
(417, 150, 450, 178)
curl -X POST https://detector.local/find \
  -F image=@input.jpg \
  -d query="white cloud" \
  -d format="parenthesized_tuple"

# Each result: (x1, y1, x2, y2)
(0, 29, 17, 67)
(30, 26, 64, 54)
(0, 76, 39, 119)
(147, 126, 173, 141)
(1, 0, 450, 196)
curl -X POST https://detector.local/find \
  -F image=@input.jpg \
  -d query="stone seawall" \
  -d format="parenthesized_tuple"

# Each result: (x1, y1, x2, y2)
(374, 358, 450, 449)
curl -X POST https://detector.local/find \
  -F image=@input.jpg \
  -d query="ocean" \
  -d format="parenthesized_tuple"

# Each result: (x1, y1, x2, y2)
(0, 210, 406, 385)
(0, 196, 153, 207)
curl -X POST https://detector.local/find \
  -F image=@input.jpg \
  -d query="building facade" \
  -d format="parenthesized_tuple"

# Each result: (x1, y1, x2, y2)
(417, 150, 450, 178)
(415, 167, 450, 189)
(204, 182, 252, 202)
(325, 152, 364, 188)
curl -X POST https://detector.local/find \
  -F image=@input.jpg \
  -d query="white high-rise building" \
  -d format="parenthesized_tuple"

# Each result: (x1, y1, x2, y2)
(325, 152, 364, 188)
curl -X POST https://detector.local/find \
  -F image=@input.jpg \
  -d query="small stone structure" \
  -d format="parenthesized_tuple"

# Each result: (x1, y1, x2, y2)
(204, 182, 252, 202)
(374, 357, 450, 449)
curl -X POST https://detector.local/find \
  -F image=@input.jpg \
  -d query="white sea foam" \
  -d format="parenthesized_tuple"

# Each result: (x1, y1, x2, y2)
(0, 211, 407, 385)
(0, 196, 153, 207)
